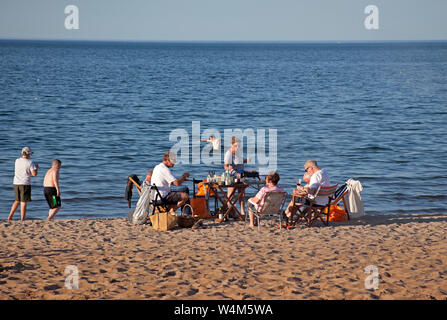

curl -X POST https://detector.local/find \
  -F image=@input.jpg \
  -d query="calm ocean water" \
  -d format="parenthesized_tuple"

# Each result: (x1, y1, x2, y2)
(1, 40, 446, 219)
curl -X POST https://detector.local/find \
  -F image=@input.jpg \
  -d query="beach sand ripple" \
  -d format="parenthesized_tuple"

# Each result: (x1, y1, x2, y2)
(1, 214, 446, 300)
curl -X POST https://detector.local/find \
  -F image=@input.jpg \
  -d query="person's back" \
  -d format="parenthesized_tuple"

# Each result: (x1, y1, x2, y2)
(14, 157, 37, 185)
(43, 167, 58, 187)
(253, 185, 284, 211)
(151, 162, 176, 198)
(43, 159, 62, 221)
(308, 168, 330, 205)
(9, 146, 38, 221)
(247, 172, 282, 228)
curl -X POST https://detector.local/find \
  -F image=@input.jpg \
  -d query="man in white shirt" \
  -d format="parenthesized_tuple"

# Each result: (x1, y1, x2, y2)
(151, 152, 190, 213)
(8, 147, 39, 221)
(284, 160, 330, 225)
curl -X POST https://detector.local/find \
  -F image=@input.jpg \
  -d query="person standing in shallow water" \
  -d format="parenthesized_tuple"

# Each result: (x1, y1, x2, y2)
(43, 159, 62, 221)
(8, 147, 39, 221)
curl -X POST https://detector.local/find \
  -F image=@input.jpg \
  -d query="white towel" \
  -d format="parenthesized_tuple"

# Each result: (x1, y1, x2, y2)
(132, 182, 153, 225)
(345, 179, 365, 217)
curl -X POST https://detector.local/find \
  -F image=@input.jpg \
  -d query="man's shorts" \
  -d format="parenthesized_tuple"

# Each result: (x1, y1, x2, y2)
(44, 187, 61, 209)
(163, 191, 185, 205)
(14, 184, 31, 202)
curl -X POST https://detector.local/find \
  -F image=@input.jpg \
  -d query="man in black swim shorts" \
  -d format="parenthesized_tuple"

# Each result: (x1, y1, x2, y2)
(43, 159, 62, 220)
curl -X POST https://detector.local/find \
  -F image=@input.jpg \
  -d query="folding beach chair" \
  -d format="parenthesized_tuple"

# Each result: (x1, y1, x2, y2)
(299, 184, 339, 227)
(247, 191, 287, 231)
(149, 184, 170, 214)
(330, 183, 350, 220)
(127, 182, 170, 225)
(125, 174, 142, 208)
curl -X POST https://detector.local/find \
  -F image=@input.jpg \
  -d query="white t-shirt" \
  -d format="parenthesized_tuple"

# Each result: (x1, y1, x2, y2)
(308, 169, 331, 205)
(224, 149, 244, 172)
(151, 163, 177, 198)
(13, 157, 37, 185)
(211, 139, 221, 150)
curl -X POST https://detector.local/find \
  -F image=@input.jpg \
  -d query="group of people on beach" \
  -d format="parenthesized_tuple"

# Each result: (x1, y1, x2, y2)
(8, 139, 330, 227)
(247, 159, 330, 229)
(146, 136, 330, 229)
(8, 147, 62, 221)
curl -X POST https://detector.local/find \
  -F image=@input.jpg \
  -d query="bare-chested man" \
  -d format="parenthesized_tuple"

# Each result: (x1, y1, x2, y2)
(43, 159, 62, 221)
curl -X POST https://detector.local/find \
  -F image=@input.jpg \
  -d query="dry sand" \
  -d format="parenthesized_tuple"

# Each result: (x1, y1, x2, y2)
(1, 214, 446, 300)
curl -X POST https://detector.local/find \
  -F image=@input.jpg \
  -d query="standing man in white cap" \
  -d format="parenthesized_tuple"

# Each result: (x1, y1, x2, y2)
(8, 147, 39, 221)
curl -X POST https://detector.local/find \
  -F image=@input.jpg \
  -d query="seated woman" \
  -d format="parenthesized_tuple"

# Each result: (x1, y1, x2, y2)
(247, 172, 283, 229)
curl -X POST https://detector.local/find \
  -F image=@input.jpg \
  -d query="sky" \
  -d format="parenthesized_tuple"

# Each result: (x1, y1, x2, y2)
(0, 0, 446, 41)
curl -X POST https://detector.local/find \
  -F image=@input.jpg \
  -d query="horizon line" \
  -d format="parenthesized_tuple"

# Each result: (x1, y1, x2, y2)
(1, 38, 447, 44)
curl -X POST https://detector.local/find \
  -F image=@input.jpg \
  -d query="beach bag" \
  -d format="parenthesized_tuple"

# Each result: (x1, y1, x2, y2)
(177, 205, 200, 228)
(195, 182, 215, 197)
(324, 205, 348, 222)
(150, 209, 177, 231)
(190, 198, 211, 219)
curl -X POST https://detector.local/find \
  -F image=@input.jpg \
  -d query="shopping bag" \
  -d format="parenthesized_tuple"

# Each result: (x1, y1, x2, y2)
(150, 209, 177, 231)
(324, 205, 348, 222)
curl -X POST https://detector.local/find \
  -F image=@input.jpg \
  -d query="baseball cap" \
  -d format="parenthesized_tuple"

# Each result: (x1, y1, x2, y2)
(22, 146, 33, 155)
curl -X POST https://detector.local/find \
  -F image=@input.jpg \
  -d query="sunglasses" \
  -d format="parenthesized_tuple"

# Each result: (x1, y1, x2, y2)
(304, 167, 310, 172)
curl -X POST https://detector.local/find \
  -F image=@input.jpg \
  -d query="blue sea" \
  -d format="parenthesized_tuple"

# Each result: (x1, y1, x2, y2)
(1, 40, 446, 219)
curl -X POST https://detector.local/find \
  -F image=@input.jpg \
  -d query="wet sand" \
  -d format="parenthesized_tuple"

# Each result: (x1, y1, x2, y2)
(0, 214, 446, 300)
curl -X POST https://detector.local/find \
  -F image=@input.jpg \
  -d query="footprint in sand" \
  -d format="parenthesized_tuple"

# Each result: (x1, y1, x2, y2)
(186, 288, 199, 296)
(163, 271, 176, 278)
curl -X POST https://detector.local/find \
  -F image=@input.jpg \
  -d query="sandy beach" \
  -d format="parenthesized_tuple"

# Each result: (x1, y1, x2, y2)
(0, 214, 446, 300)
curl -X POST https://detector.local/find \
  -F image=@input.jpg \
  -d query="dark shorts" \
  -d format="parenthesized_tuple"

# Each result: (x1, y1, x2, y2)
(44, 187, 61, 209)
(163, 191, 185, 205)
(14, 185, 31, 202)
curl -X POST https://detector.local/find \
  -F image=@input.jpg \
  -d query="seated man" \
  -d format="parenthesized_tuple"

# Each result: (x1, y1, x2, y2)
(151, 152, 190, 213)
(284, 160, 330, 225)
(247, 172, 283, 229)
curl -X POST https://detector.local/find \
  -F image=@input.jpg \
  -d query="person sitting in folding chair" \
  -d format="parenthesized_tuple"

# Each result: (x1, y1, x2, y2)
(151, 152, 190, 213)
(247, 172, 284, 229)
(284, 160, 331, 225)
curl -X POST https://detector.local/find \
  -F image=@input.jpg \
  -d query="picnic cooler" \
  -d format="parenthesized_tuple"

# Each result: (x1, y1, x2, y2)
(150, 210, 177, 231)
